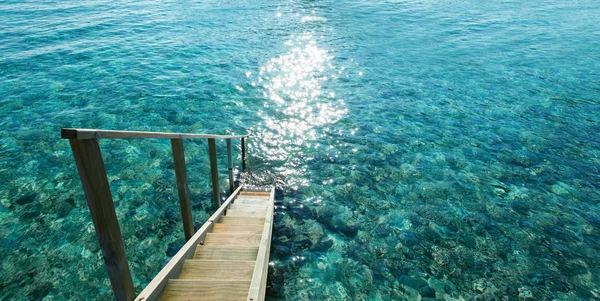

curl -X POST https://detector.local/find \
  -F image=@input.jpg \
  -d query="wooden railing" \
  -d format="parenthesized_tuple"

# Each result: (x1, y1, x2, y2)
(61, 128, 249, 301)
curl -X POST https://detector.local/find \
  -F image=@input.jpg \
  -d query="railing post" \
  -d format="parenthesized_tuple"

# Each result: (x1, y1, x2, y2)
(170, 139, 194, 241)
(68, 138, 135, 301)
(241, 137, 246, 172)
(226, 139, 235, 195)
(207, 138, 220, 207)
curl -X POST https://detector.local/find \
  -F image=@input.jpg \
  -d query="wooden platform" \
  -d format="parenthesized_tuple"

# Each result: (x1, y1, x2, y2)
(135, 186, 274, 301)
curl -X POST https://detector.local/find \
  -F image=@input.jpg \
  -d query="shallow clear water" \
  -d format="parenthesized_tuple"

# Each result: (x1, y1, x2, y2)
(1, 0, 600, 300)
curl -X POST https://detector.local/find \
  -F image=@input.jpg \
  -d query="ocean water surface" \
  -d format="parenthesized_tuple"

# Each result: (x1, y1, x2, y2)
(1, 0, 600, 300)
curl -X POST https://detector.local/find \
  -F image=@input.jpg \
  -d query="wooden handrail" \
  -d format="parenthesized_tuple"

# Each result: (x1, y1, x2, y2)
(61, 128, 249, 140)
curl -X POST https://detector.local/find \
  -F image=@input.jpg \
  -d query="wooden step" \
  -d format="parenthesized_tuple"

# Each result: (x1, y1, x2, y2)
(231, 200, 269, 206)
(232, 200, 269, 207)
(162, 280, 250, 301)
(179, 260, 255, 280)
(212, 223, 263, 234)
(240, 191, 271, 197)
(135, 185, 273, 301)
(194, 246, 259, 261)
(204, 233, 262, 247)
(226, 209, 266, 217)
(219, 216, 265, 225)
(229, 204, 268, 211)
(227, 208, 267, 214)
(235, 196, 269, 201)
(237, 195, 269, 199)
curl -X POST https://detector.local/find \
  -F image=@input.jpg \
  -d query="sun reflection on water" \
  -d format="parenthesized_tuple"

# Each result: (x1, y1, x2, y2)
(250, 31, 348, 182)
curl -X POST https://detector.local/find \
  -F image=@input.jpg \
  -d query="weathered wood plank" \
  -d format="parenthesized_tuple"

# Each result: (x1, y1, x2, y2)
(203, 233, 262, 247)
(194, 246, 259, 261)
(231, 199, 268, 204)
(68, 138, 135, 301)
(179, 260, 255, 280)
(240, 191, 271, 197)
(235, 196, 270, 201)
(228, 205, 268, 211)
(233, 199, 269, 205)
(236, 196, 270, 199)
(171, 138, 194, 241)
(233, 200, 269, 207)
(226, 209, 267, 217)
(231, 204, 269, 210)
(219, 216, 265, 225)
(61, 128, 248, 140)
(162, 280, 250, 301)
(212, 223, 264, 233)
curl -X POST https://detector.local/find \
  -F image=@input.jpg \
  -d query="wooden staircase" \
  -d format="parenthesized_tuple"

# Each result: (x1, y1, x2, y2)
(62, 128, 273, 301)
(141, 187, 274, 301)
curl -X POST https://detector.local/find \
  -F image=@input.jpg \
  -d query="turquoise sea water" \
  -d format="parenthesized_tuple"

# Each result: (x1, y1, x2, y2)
(1, 0, 600, 299)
